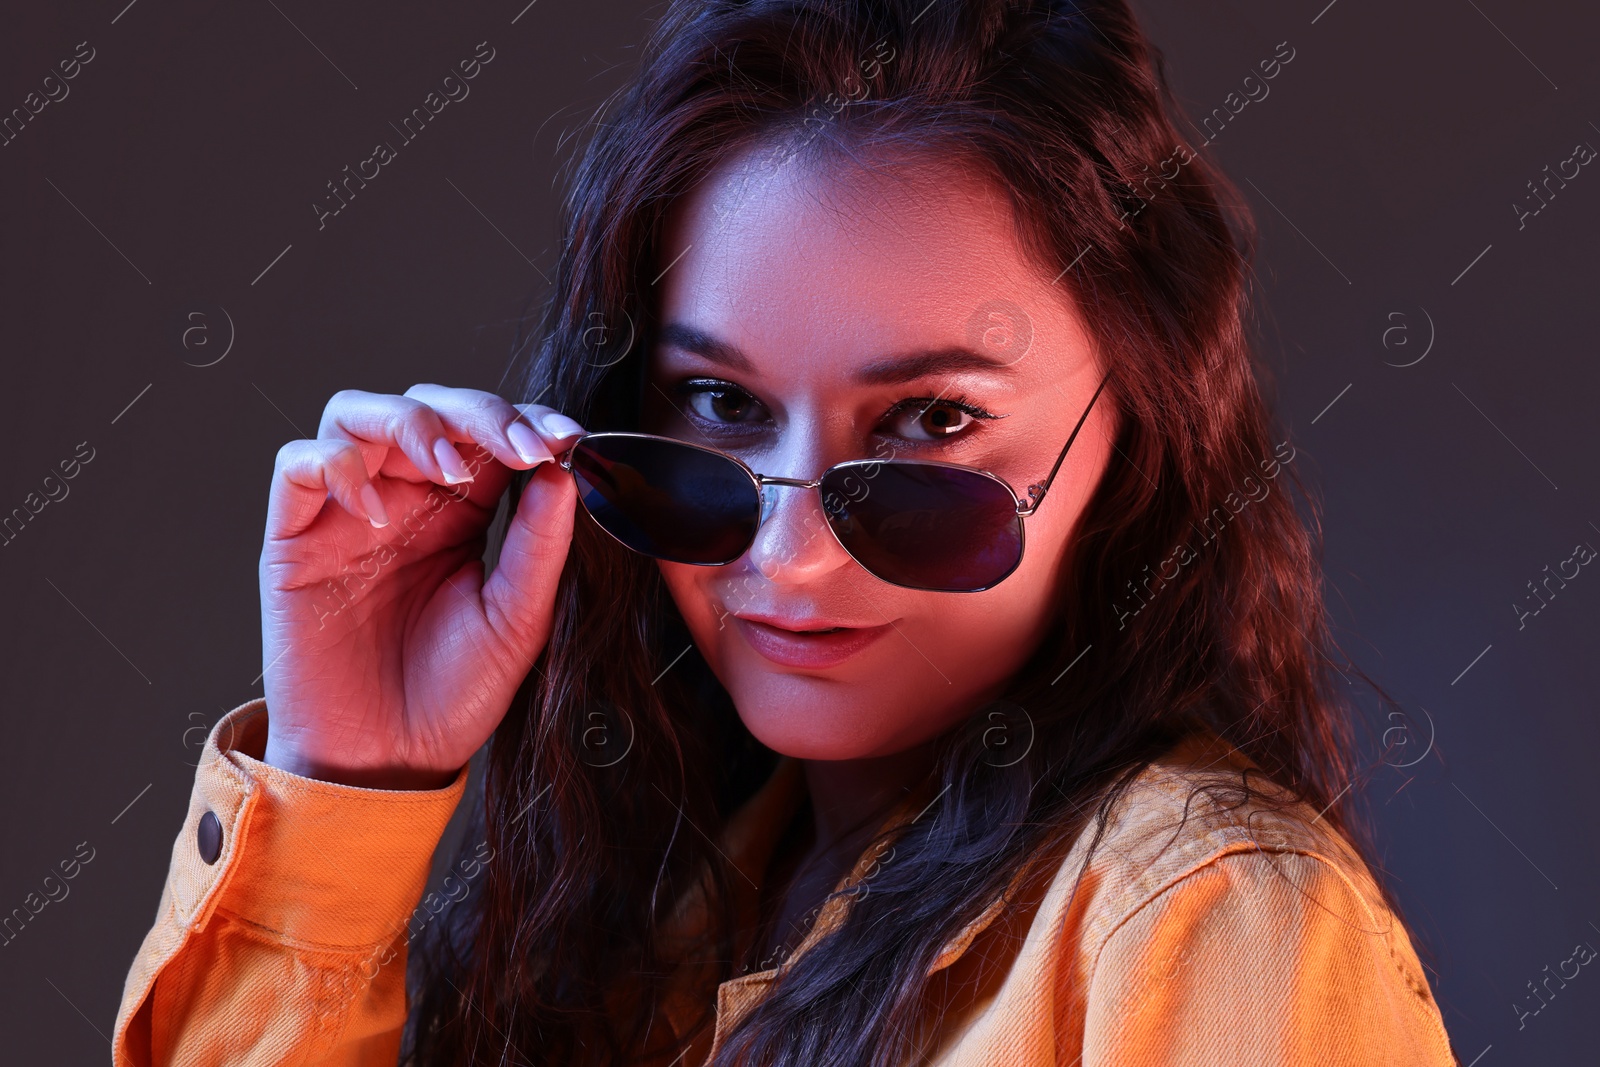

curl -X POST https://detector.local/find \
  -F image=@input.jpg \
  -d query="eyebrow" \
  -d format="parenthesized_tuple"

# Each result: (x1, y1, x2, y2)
(656, 321, 1018, 386)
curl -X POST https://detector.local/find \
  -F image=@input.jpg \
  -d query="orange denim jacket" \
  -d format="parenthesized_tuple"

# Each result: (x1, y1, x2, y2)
(114, 697, 1459, 1066)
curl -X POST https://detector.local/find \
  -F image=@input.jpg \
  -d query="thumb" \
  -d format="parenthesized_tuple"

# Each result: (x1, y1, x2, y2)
(479, 460, 578, 656)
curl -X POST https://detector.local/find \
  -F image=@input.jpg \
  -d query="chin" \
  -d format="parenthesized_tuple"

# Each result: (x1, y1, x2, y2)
(724, 672, 908, 760)
(710, 642, 972, 761)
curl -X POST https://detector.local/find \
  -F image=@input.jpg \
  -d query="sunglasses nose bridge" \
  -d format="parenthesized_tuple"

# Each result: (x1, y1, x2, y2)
(751, 473, 826, 529)
(754, 474, 825, 490)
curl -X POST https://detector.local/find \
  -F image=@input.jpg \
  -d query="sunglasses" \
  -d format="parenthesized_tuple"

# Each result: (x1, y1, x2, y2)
(556, 371, 1111, 592)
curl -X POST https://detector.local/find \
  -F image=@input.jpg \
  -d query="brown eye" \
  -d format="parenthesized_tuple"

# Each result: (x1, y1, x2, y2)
(921, 403, 969, 434)
(685, 384, 765, 424)
(889, 399, 978, 441)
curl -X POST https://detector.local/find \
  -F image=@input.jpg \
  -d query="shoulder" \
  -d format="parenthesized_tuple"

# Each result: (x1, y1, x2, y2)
(1066, 733, 1381, 928)
(1066, 733, 1411, 976)
(1027, 734, 1456, 1064)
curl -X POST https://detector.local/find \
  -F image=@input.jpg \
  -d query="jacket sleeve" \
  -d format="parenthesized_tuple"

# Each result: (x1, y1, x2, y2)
(113, 698, 470, 1067)
(1080, 846, 1458, 1067)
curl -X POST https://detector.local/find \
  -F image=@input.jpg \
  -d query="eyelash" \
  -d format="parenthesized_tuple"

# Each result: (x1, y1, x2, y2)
(673, 379, 1001, 441)
(882, 393, 998, 427)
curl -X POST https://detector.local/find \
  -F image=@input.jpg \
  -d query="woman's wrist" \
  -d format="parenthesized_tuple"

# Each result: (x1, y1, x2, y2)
(261, 734, 461, 791)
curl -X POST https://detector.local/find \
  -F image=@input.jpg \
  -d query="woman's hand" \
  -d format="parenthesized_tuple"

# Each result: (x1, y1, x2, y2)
(257, 384, 584, 789)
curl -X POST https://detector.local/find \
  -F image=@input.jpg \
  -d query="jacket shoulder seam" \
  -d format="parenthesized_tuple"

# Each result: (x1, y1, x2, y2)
(1084, 842, 1436, 1009)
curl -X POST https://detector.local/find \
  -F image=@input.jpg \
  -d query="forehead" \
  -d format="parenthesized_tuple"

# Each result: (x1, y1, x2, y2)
(652, 142, 1089, 387)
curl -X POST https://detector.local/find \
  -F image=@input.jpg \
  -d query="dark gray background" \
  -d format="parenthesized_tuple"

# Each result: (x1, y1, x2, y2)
(2, 0, 1595, 1063)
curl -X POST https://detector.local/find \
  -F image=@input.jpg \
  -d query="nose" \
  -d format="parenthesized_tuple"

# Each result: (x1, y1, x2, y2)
(743, 456, 855, 586)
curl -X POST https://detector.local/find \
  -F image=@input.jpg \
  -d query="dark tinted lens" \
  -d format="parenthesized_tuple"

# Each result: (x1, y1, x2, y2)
(569, 435, 759, 565)
(819, 462, 1024, 591)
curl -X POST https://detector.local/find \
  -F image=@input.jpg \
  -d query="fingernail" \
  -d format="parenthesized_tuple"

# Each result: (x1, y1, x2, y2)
(507, 420, 554, 465)
(359, 483, 390, 528)
(539, 412, 586, 440)
(433, 438, 474, 484)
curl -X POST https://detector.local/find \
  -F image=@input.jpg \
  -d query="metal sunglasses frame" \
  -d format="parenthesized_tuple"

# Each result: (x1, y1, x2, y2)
(556, 369, 1112, 592)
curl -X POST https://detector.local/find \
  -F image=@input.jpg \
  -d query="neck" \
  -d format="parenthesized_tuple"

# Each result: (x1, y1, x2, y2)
(799, 739, 940, 860)
(747, 741, 941, 972)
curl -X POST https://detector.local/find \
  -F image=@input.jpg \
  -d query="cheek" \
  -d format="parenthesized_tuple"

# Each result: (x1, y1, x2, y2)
(916, 576, 1061, 696)
(657, 561, 722, 628)
(656, 561, 744, 682)
(890, 504, 1078, 716)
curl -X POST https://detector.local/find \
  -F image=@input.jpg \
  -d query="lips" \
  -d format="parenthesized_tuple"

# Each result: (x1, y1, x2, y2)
(732, 614, 893, 670)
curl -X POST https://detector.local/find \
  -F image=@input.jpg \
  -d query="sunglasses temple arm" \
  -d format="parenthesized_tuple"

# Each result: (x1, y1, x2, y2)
(1020, 369, 1112, 515)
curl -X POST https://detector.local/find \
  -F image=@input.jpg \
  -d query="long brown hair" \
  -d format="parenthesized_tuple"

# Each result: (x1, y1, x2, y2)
(403, 1, 1407, 1063)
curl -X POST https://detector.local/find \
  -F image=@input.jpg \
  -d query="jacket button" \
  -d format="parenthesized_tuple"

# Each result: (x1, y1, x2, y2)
(197, 810, 223, 865)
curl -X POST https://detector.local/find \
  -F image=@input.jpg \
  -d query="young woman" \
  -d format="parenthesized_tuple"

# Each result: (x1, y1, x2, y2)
(115, 0, 1459, 1064)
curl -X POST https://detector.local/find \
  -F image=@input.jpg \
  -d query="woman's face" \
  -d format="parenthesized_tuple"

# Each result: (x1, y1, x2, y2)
(642, 143, 1116, 762)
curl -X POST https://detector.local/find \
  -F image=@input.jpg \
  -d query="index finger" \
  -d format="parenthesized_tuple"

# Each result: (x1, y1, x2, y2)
(400, 384, 586, 468)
